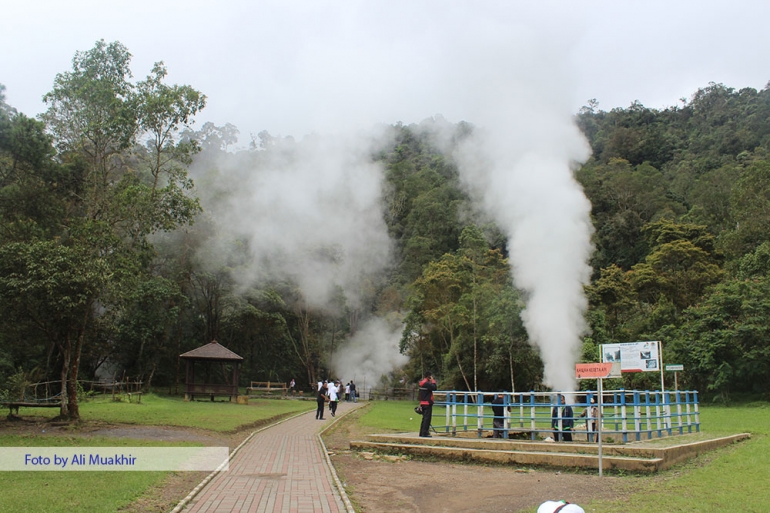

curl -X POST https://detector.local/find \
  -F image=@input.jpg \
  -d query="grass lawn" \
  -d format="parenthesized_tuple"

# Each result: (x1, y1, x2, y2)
(0, 394, 315, 513)
(0, 436, 182, 513)
(580, 402, 770, 513)
(356, 400, 770, 512)
(6, 392, 315, 431)
(355, 400, 424, 432)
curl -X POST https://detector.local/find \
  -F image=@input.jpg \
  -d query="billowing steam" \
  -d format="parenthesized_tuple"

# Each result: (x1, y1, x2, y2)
(331, 316, 409, 391)
(189, 128, 410, 387)
(455, 137, 593, 392)
(448, 55, 594, 393)
(202, 130, 394, 311)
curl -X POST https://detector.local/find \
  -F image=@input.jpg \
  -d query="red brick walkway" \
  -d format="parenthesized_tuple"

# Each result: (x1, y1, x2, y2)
(180, 401, 362, 513)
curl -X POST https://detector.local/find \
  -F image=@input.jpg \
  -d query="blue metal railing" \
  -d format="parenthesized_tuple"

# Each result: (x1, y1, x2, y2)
(431, 389, 699, 442)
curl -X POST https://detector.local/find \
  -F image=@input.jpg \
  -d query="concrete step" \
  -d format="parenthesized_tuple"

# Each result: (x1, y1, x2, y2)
(351, 432, 749, 473)
(351, 440, 664, 472)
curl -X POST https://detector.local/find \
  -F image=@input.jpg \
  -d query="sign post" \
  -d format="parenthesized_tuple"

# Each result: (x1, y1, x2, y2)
(665, 364, 684, 391)
(575, 362, 620, 477)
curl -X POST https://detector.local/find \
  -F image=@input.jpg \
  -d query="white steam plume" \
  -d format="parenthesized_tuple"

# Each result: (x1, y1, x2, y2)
(203, 129, 394, 310)
(452, 97, 594, 394)
(331, 316, 409, 391)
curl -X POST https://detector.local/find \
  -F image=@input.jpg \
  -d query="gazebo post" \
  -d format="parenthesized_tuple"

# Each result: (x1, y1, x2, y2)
(184, 360, 191, 401)
(232, 363, 239, 402)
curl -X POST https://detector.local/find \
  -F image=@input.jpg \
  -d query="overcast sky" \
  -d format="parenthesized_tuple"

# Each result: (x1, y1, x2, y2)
(2, 0, 770, 146)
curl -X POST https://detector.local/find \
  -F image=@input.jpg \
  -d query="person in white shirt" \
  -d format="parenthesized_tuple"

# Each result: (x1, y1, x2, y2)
(345, 382, 351, 402)
(328, 381, 339, 417)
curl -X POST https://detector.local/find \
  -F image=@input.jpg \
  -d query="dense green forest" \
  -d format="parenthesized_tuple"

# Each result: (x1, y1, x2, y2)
(2, 41, 770, 418)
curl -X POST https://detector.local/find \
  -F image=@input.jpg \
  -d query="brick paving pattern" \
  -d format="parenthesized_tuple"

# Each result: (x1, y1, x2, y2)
(183, 401, 360, 513)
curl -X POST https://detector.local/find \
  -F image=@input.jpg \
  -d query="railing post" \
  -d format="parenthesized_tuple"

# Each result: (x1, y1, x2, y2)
(620, 390, 628, 443)
(692, 390, 700, 433)
(586, 392, 595, 443)
(503, 393, 510, 439)
(463, 393, 469, 432)
(643, 391, 651, 439)
(633, 391, 641, 441)
(530, 392, 537, 441)
(477, 392, 484, 438)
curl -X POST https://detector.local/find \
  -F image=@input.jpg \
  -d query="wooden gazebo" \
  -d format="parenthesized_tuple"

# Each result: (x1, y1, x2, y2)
(180, 340, 243, 401)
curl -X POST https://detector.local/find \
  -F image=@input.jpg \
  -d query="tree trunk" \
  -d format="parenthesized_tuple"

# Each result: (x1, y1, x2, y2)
(66, 307, 92, 420)
(509, 340, 516, 393)
(58, 340, 71, 418)
(146, 362, 157, 392)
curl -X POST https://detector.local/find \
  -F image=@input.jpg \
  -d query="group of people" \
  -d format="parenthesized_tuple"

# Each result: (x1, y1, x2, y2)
(314, 379, 358, 420)
(551, 394, 600, 442)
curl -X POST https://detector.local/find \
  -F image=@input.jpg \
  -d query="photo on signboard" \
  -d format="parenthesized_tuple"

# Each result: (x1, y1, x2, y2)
(605, 350, 620, 362)
(646, 359, 657, 369)
(640, 350, 651, 359)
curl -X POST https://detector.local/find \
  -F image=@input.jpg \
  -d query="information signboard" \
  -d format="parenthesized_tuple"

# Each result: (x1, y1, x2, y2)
(601, 341, 660, 372)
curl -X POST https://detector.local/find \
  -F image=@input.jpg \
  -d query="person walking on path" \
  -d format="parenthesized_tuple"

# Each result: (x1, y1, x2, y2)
(328, 381, 339, 417)
(418, 371, 437, 437)
(316, 382, 329, 420)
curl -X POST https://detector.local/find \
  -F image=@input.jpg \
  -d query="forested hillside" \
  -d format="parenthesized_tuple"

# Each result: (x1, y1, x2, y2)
(2, 41, 769, 418)
(576, 84, 770, 399)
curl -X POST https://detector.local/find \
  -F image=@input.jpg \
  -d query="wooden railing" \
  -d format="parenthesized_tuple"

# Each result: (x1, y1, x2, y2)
(246, 381, 288, 395)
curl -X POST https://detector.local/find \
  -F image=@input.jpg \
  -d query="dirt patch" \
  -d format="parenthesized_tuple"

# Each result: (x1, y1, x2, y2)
(324, 408, 632, 513)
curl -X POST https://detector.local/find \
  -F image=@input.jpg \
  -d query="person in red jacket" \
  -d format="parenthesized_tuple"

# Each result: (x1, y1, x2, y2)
(418, 371, 437, 437)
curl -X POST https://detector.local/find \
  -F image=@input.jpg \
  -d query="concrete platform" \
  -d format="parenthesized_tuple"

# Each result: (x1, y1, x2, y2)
(350, 432, 749, 473)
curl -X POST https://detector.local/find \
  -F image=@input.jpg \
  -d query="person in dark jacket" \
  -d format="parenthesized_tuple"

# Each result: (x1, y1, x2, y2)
(491, 392, 509, 438)
(551, 394, 574, 441)
(316, 382, 328, 420)
(418, 371, 438, 437)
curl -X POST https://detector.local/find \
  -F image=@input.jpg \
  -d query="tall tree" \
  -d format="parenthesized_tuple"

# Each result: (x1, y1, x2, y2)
(6, 40, 207, 419)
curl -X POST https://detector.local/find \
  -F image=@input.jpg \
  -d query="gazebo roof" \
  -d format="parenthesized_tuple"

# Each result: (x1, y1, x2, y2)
(179, 340, 243, 361)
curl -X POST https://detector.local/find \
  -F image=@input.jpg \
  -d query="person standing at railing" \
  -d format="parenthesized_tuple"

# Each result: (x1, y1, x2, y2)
(344, 382, 351, 402)
(349, 381, 357, 402)
(551, 394, 574, 442)
(491, 392, 510, 438)
(580, 396, 598, 442)
(418, 371, 437, 438)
